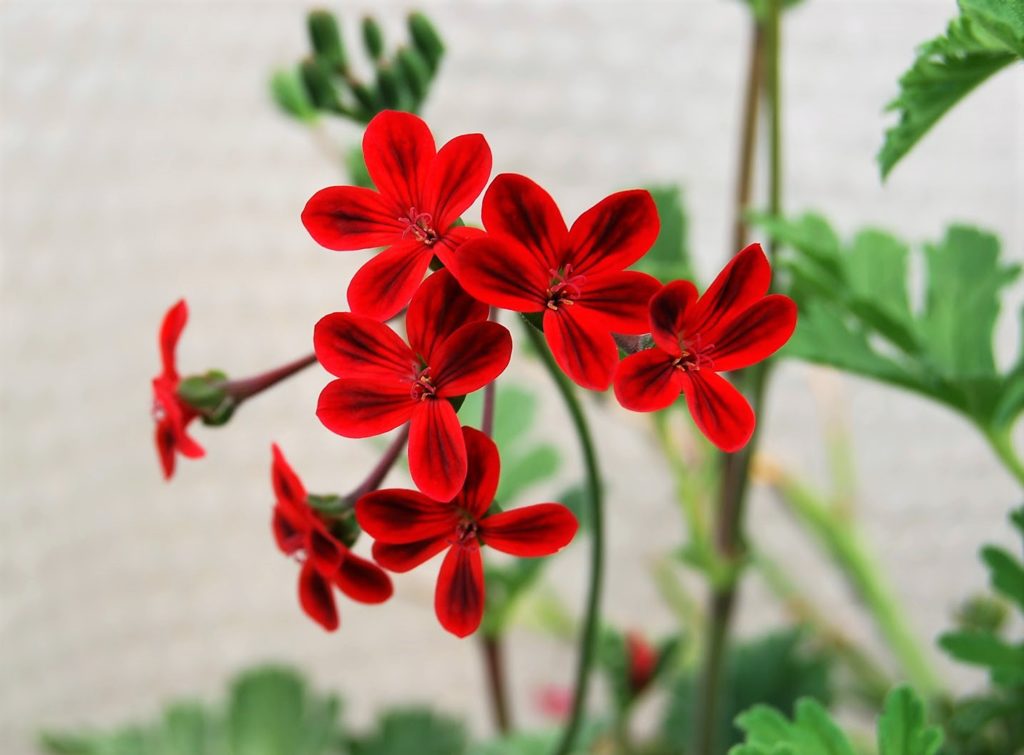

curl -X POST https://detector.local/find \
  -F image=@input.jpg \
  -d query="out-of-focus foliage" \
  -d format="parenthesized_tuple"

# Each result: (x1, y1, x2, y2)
(634, 186, 693, 284)
(348, 709, 465, 755)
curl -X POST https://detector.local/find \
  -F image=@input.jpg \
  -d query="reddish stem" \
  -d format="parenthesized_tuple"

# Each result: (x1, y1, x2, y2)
(346, 424, 411, 502)
(221, 353, 319, 403)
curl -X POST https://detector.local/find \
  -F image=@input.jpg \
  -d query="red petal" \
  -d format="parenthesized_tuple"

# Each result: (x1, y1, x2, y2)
(155, 422, 176, 480)
(435, 543, 485, 637)
(335, 552, 394, 603)
(158, 299, 188, 380)
(482, 173, 566, 270)
(356, 489, 458, 544)
(301, 185, 404, 251)
(543, 308, 619, 391)
(448, 236, 548, 312)
(362, 110, 436, 212)
(408, 400, 467, 501)
(317, 379, 416, 438)
(480, 503, 578, 557)
(706, 294, 797, 372)
(372, 537, 450, 572)
(433, 224, 486, 268)
(567, 189, 659, 276)
(272, 505, 306, 555)
(424, 133, 492, 229)
(406, 269, 488, 364)
(175, 427, 205, 459)
(271, 444, 307, 506)
(432, 321, 512, 397)
(307, 525, 344, 576)
(347, 241, 435, 321)
(578, 271, 661, 333)
(455, 427, 500, 519)
(679, 370, 755, 452)
(690, 243, 771, 341)
(649, 281, 698, 356)
(613, 348, 684, 412)
(298, 561, 339, 631)
(314, 313, 416, 380)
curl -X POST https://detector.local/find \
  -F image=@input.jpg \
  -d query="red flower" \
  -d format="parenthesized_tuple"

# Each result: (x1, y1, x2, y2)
(613, 244, 797, 451)
(271, 444, 392, 631)
(314, 269, 512, 502)
(302, 110, 492, 321)
(152, 299, 204, 479)
(449, 173, 661, 391)
(356, 426, 578, 637)
(625, 631, 658, 696)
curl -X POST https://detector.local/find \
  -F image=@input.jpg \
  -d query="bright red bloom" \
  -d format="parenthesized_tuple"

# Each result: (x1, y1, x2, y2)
(613, 244, 797, 451)
(625, 631, 658, 696)
(152, 299, 204, 479)
(357, 427, 578, 637)
(271, 444, 392, 631)
(302, 110, 492, 321)
(449, 173, 661, 391)
(314, 269, 512, 502)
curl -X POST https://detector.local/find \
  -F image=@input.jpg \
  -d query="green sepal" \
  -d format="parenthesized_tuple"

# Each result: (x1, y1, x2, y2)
(300, 57, 342, 112)
(177, 370, 228, 413)
(395, 47, 430, 103)
(307, 10, 347, 72)
(407, 12, 445, 73)
(307, 493, 349, 515)
(362, 16, 385, 61)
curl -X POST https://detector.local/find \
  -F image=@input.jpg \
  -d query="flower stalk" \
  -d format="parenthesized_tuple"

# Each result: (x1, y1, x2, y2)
(221, 352, 319, 403)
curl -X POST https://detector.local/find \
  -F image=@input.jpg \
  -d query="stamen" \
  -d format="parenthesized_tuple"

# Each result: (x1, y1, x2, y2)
(546, 264, 586, 310)
(399, 206, 439, 246)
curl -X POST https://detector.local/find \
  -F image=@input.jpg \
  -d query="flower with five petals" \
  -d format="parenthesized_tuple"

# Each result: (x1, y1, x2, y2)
(151, 299, 204, 479)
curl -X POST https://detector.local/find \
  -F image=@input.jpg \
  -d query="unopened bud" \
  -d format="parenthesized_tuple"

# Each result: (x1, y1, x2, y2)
(407, 12, 444, 72)
(396, 46, 430, 103)
(376, 64, 401, 108)
(300, 57, 341, 112)
(362, 16, 385, 61)
(308, 9, 347, 71)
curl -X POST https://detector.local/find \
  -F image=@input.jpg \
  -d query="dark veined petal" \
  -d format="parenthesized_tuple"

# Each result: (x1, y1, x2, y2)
(408, 400, 467, 502)
(317, 379, 416, 438)
(335, 552, 394, 603)
(301, 185, 406, 251)
(613, 348, 684, 412)
(689, 243, 771, 341)
(314, 312, 416, 380)
(298, 561, 339, 631)
(362, 110, 436, 212)
(406, 269, 489, 364)
(567, 189, 660, 276)
(543, 307, 619, 392)
(432, 224, 486, 269)
(431, 321, 512, 397)
(372, 537, 450, 572)
(679, 370, 755, 453)
(435, 543, 485, 637)
(270, 444, 307, 506)
(158, 299, 188, 380)
(307, 525, 344, 577)
(272, 505, 307, 556)
(155, 422, 177, 480)
(705, 294, 797, 372)
(448, 236, 548, 312)
(482, 173, 566, 270)
(455, 427, 500, 519)
(648, 280, 699, 356)
(577, 270, 661, 333)
(346, 241, 435, 322)
(356, 488, 458, 544)
(480, 503, 578, 557)
(424, 133, 492, 230)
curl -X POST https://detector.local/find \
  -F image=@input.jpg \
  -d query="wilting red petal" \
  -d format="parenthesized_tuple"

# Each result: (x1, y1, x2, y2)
(271, 444, 307, 506)
(689, 243, 770, 340)
(577, 271, 661, 333)
(372, 537, 450, 572)
(482, 173, 566, 270)
(317, 379, 415, 438)
(408, 400, 466, 502)
(347, 241, 435, 321)
(480, 503, 578, 556)
(301, 185, 405, 251)
(272, 505, 307, 556)
(363, 110, 436, 213)
(314, 313, 416, 380)
(706, 294, 797, 372)
(335, 552, 393, 603)
(435, 543, 485, 637)
(543, 307, 619, 391)
(406, 269, 488, 364)
(357, 489, 458, 544)
(567, 189, 660, 276)
(613, 349, 685, 412)
(155, 422, 176, 480)
(159, 299, 188, 380)
(449, 236, 548, 312)
(431, 322, 512, 397)
(649, 280, 698, 356)
(424, 133, 492, 229)
(455, 427, 501, 519)
(307, 525, 343, 576)
(298, 561, 339, 631)
(679, 370, 755, 452)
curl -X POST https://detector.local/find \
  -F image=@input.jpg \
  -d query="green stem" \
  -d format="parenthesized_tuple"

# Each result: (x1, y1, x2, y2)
(521, 322, 604, 755)
(984, 427, 1024, 488)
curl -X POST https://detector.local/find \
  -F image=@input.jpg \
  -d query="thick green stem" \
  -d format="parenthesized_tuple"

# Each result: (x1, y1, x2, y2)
(984, 427, 1024, 488)
(521, 322, 604, 755)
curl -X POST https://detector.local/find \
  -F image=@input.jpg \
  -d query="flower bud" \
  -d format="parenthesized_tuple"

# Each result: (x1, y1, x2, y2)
(308, 9, 347, 71)
(407, 12, 444, 73)
(177, 371, 236, 426)
(362, 16, 385, 61)
(396, 46, 430, 103)
(375, 64, 401, 108)
(300, 57, 342, 112)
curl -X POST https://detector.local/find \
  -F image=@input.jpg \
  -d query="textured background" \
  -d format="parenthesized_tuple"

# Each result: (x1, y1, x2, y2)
(1, 1, 1022, 752)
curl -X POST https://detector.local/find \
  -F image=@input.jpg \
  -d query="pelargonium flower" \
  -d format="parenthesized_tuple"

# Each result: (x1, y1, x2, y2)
(357, 426, 578, 637)
(152, 299, 204, 479)
(449, 173, 661, 391)
(271, 444, 392, 631)
(613, 244, 797, 451)
(302, 110, 492, 321)
(314, 269, 512, 502)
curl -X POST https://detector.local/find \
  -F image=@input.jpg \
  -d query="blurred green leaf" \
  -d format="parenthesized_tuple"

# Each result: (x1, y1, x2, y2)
(939, 631, 1024, 685)
(878, 686, 944, 755)
(307, 10, 347, 71)
(730, 698, 855, 755)
(349, 709, 466, 755)
(634, 186, 692, 284)
(269, 68, 319, 123)
(980, 545, 1024, 613)
(408, 13, 445, 73)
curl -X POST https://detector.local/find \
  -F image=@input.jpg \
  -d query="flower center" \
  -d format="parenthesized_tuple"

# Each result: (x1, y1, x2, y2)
(453, 517, 479, 545)
(672, 336, 716, 372)
(410, 368, 437, 401)
(546, 264, 586, 311)
(399, 206, 439, 246)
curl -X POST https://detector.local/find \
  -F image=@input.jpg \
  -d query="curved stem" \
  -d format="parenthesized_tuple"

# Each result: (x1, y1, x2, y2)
(521, 322, 604, 755)
(480, 635, 512, 734)
(221, 352, 318, 403)
(345, 424, 410, 502)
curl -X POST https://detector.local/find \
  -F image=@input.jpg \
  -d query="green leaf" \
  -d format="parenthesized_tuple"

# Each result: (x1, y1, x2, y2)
(408, 12, 445, 73)
(307, 10, 347, 71)
(349, 709, 466, 755)
(960, 0, 1024, 57)
(732, 699, 855, 755)
(269, 68, 318, 123)
(939, 631, 1024, 684)
(635, 186, 692, 283)
(981, 545, 1024, 613)
(877, 686, 943, 755)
